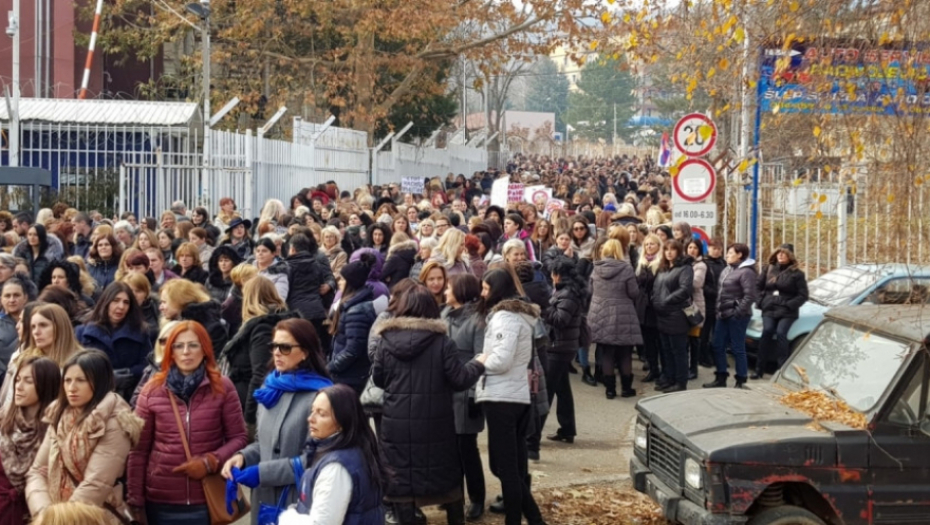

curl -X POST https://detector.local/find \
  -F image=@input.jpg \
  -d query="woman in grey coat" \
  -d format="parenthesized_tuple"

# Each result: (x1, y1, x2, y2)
(221, 318, 333, 525)
(441, 274, 487, 521)
(588, 238, 642, 399)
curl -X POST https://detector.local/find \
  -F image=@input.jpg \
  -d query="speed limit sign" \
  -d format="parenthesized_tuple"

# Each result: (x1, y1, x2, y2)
(673, 113, 717, 157)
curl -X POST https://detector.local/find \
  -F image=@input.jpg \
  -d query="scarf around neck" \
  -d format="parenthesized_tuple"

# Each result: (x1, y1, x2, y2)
(0, 407, 44, 492)
(253, 370, 333, 410)
(166, 363, 206, 404)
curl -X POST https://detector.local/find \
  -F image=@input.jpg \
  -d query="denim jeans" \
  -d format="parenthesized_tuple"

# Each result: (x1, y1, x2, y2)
(759, 316, 795, 370)
(576, 346, 589, 367)
(658, 333, 689, 387)
(713, 316, 751, 379)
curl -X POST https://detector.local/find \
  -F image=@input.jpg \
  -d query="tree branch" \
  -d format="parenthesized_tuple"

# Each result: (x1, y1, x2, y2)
(417, 16, 542, 60)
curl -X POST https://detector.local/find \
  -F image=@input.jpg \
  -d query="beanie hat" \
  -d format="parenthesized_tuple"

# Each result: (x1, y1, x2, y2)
(604, 202, 617, 213)
(341, 253, 375, 290)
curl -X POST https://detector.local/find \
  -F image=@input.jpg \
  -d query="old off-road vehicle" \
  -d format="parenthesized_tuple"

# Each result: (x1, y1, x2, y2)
(631, 304, 930, 525)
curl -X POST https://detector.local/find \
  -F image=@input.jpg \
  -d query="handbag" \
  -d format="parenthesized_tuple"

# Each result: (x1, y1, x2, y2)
(257, 457, 305, 525)
(683, 303, 704, 327)
(169, 392, 250, 525)
(360, 374, 384, 412)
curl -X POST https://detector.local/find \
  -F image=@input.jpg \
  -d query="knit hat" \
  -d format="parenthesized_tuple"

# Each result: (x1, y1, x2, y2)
(341, 253, 374, 290)
(604, 202, 617, 213)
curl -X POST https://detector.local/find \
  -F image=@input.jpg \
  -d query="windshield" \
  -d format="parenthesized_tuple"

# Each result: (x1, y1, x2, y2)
(777, 320, 910, 412)
(808, 267, 882, 306)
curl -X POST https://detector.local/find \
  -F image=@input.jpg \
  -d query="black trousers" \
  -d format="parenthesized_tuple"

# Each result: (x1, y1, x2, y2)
(699, 300, 717, 363)
(758, 316, 795, 370)
(484, 402, 545, 525)
(540, 359, 576, 437)
(642, 324, 662, 375)
(457, 433, 486, 504)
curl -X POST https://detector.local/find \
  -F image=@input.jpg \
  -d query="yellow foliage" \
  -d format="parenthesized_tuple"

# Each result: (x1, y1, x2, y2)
(601, 11, 612, 23)
(813, 126, 821, 137)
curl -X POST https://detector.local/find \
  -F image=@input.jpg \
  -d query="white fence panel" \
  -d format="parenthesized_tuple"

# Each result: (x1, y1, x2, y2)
(293, 119, 369, 187)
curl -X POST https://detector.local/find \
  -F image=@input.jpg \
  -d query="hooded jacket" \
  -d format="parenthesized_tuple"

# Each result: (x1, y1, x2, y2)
(205, 245, 243, 304)
(476, 299, 539, 405)
(371, 317, 484, 498)
(380, 240, 418, 290)
(346, 248, 389, 300)
(221, 309, 301, 424)
(26, 393, 144, 523)
(285, 250, 335, 321)
(717, 258, 758, 319)
(588, 258, 642, 346)
(329, 287, 377, 392)
(757, 256, 807, 320)
(651, 256, 695, 335)
(127, 376, 247, 508)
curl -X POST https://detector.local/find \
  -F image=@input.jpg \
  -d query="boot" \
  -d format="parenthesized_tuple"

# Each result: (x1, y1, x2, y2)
(581, 366, 597, 386)
(662, 383, 686, 393)
(702, 372, 728, 388)
(642, 370, 660, 383)
(688, 337, 700, 379)
(620, 375, 636, 398)
(750, 370, 764, 380)
(604, 375, 617, 399)
(593, 363, 604, 385)
(734, 376, 747, 389)
(446, 499, 466, 525)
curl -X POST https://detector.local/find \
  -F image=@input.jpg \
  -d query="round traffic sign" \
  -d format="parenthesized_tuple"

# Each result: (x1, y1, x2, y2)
(673, 158, 716, 203)
(692, 226, 711, 246)
(673, 113, 717, 157)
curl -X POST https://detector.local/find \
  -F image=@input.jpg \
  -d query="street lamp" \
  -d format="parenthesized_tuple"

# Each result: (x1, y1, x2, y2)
(185, 0, 211, 207)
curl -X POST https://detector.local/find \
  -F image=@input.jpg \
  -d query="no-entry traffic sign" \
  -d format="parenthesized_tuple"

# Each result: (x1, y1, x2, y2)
(673, 113, 717, 157)
(672, 158, 716, 203)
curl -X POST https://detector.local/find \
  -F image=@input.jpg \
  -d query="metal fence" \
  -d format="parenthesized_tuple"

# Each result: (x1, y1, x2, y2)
(719, 162, 930, 278)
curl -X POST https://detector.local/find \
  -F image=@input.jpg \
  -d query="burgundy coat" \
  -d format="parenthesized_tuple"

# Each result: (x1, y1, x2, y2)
(126, 375, 247, 507)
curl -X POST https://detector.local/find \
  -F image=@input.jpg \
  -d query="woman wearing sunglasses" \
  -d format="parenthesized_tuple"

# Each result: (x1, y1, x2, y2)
(221, 318, 333, 525)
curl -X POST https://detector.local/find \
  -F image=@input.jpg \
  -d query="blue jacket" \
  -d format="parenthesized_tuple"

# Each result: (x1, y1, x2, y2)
(76, 322, 152, 377)
(329, 287, 376, 392)
(87, 258, 119, 290)
(296, 448, 383, 525)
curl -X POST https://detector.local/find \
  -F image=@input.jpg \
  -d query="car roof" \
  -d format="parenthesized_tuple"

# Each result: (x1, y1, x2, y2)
(826, 305, 930, 343)
(835, 263, 930, 276)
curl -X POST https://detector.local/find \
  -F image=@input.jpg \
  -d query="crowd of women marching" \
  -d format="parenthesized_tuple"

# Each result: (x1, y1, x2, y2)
(0, 153, 809, 525)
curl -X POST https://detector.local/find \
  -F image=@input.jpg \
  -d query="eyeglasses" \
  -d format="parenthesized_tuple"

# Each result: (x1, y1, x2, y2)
(172, 342, 202, 353)
(270, 343, 300, 355)
(573, 226, 587, 231)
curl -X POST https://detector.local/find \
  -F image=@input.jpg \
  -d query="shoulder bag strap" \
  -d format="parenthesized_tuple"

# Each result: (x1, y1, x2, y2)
(168, 392, 193, 461)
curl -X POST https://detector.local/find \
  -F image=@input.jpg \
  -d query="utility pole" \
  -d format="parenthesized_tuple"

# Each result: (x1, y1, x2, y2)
(461, 56, 468, 143)
(202, 4, 211, 208)
(613, 103, 617, 153)
(737, 26, 752, 244)
(6, 0, 20, 167)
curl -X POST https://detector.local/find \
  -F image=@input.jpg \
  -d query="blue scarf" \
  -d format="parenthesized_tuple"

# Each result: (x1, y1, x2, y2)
(253, 370, 333, 409)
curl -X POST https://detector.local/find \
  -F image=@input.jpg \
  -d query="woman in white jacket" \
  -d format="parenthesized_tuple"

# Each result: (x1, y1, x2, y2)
(476, 267, 546, 525)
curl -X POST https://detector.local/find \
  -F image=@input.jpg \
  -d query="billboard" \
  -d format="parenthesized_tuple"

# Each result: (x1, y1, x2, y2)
(759, 40, 930, 116)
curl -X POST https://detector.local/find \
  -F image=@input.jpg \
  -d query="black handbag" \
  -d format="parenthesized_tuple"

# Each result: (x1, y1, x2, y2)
(683, 304, 704, 327)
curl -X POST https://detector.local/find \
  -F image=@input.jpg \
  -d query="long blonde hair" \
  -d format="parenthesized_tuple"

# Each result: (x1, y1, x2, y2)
(434, 228, 467, 268)
(636, 233, 663, 276)
(230, 263, 258, 288)
(241, 276, 287, 323)
(66, 256, 97, 296)
(22, 304, 83, 367)
(32, 502, 108, 525)
(154, 320, 180, 364)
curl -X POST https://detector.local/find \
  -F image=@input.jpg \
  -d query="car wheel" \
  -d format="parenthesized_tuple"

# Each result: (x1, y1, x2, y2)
(748, 505, 826, 525)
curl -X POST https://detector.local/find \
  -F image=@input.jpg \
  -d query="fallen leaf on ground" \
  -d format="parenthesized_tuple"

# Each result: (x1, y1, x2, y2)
(779, 389, 868, 429)
(537, 484, 670, 524)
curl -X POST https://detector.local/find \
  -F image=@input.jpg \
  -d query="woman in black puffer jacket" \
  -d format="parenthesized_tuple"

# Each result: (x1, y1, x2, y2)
(650, 240, 693, 393)
(704, 243, 757, 389)
(753, 244, 807, 379)
(542, 256, 586, 445)
(205, 245, 243, 303)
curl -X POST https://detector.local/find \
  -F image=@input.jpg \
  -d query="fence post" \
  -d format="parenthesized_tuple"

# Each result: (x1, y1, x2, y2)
(118, 163, 126, 217)
(372, 132, 395, 186)
(836, 192, 847, 269)
(391, 122, 415, 182)
(245, 129, 254, 221)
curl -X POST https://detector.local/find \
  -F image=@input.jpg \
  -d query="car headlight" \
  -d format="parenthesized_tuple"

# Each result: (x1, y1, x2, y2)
(634, 422, 648, 451)
(684, 458, 703, 489)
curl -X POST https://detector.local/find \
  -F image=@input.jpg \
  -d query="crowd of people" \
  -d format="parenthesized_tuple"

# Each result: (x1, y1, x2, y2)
(0, 153, 810, 525)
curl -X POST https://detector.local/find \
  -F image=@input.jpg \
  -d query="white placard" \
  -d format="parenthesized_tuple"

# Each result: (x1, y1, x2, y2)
(490, 177, 510, 208)
(401, 177, 424, 195)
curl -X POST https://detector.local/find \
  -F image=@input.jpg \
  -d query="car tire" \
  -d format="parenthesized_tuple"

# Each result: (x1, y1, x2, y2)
(748, 505, 826, 525)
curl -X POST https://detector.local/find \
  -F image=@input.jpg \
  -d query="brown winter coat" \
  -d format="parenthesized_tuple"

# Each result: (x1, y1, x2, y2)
(126, 375, 247, 507)
(26, 393, 144, 524)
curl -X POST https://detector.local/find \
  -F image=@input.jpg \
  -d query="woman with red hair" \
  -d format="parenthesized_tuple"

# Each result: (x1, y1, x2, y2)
(126, 321, 247, 525)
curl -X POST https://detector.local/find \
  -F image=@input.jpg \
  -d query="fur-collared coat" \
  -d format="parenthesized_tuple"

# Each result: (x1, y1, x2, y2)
(26, 393, 144, 524)
(476, 299, 539, 405)
(371, 317, 485, 499)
